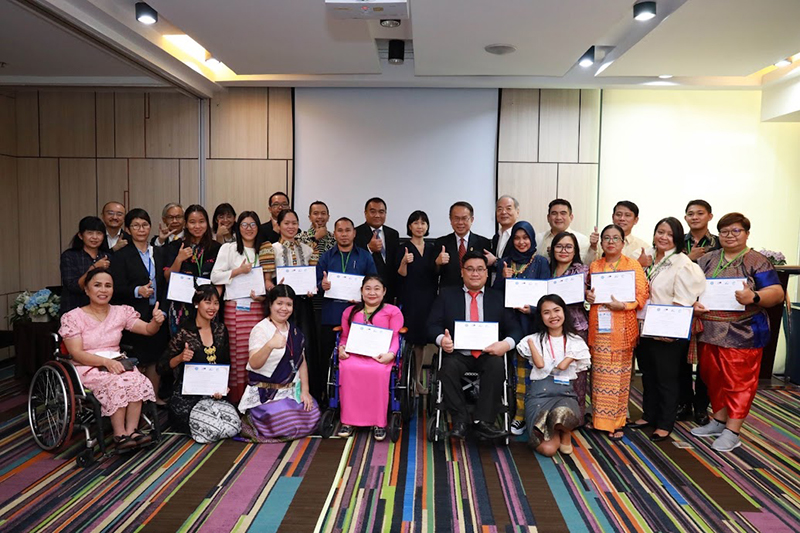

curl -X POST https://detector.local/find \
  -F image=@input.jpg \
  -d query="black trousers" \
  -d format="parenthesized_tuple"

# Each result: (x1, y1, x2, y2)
(310, 324, 338, 403)
(440, 352, 504, 425)
(679, 355, 709, 413)
(636, 337, 688, 432)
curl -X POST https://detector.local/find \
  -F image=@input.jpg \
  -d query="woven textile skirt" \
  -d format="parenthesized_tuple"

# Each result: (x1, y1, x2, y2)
(224, 300, 265, 405)
(590, 337, 633, 432)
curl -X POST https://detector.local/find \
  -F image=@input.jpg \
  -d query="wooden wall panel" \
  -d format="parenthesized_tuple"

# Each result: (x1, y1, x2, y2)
(115, 92, 145, 158)
(15, 91, 39, 157)
(146, 93, 198, 158)
(39, 92, 96, 157)
(0, 156, 20, 293)
(18, 158, 60, 289)
(287, 160, 293, 201)
(206, 160, 287, 223)
(538, 89, 580, 163)
(59, 159, 98, 249)
(97, 159, 128, 214)
(268, 88, 293, 160)
(179, 159, 200, 207)
(210, 88, 268, 159)
(579, 90, 601, 164)
(0, 94, 15, 157)
(498, 89, 539, 162)
(96, 92, 115, 157)
(557, 164, 599, 236)
(497, 163, 558, 231)
(129, 159, 180, 226)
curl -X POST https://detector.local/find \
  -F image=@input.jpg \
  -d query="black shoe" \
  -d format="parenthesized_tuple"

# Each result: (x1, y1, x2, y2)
(694, 411, 710, 426)
(650, 431, 671, 442)
(676, 404, 693, 421)
(450, 422, 467, 440)
(473, 421, 508, 440)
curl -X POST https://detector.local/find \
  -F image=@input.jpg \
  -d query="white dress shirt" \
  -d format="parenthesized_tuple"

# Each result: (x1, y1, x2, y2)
(496, 228, 512, 258)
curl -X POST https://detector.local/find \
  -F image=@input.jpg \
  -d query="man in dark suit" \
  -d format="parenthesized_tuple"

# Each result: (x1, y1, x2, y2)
(428, 251, 523, 440)
(433, 201, 492, 289)
(354, 197, 400, 302)
(101, 201, 132, 253)
(258, 191, 290, 244)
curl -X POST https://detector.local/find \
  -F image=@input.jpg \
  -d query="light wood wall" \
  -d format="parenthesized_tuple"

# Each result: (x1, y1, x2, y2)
(497, 89, 601, 237)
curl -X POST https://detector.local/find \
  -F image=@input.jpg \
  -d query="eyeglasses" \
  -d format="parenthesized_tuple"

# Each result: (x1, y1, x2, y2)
(719, 228, 745, 237)
(463, 267, 487, 274)
(553, 244, 574, 252)
(602, 236, 623, 243)
(270, 202, 290, 209)
(240, 222, 258, 229)
(129, 223, 150, 231)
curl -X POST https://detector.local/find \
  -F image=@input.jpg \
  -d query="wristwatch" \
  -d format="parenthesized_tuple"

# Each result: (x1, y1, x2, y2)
(752, 291, 761, 304)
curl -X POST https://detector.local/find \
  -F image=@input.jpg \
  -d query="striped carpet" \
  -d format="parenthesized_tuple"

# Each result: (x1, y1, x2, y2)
(1, 376, 798, 532)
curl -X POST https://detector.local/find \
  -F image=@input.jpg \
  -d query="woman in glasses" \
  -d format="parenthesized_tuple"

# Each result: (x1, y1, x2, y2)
(585, 224, 648, 441)
(690, 213, 783, 452)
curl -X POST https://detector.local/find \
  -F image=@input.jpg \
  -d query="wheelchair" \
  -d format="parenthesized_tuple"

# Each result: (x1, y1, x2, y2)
(425, 347, 516, 445)
(27, 333, 161, 467)
(318, 327, 416, 442)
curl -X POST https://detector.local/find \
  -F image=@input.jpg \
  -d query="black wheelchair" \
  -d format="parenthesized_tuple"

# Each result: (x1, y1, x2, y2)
(27, 333, 161, 467)
(318, 326, 416, 442)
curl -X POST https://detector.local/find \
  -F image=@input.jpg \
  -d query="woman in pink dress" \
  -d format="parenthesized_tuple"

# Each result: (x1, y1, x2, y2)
(337, 275, 404, 441)
(59, 268, 166, 451)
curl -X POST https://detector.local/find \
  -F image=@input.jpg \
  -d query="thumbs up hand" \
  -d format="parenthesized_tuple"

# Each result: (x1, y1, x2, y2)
(401, 247, 414, 265)
(181, 342, 193, 362)
(483, 249, 497, 266)
(638, 248, 653, 268)
(589, 226, 599, 249)
(151, 301, 165, 325)
(177, 242, 193, 262)
(435, 245, 450, 266)
(138, 281, 154, 298)
(441, 328, 454, 353)
(735, 281, 757, 306)
(606, 294, 626, 311)
(502, 260, 513, 279)
(321, 271, 331, 291)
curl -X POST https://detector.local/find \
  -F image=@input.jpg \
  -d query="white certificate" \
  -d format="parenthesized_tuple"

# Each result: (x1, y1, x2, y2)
(324, 272, 363, 302)
(591, 270, 636, 303)
(453, 321, 499, 351)
(344, 323, 393, 358)
(641, 305, 694, 339)
(276, 266, 318, 295)
(167, 273, 211, 304)
(181, 364, 230, 396)
(504, 279, 547, 309)
(547, 273, 586, 305)
(226, 266, 266, 300)
(699, 278, 746, 311)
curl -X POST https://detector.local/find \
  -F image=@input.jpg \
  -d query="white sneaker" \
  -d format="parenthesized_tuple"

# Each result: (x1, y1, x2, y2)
(337, 424, 354, 438)
(373, 426, 387, 441)
(690, 419, 725, 438)
(510, 419, 526, 436)
(712, 430, 742, 452)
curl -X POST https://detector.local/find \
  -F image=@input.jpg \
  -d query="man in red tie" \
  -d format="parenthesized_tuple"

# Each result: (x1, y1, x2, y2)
(427, 251, 523, 440)
(433, 201, 492, 290)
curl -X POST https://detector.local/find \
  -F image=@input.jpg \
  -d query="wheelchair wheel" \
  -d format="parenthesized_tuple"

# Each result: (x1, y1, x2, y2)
(398, 343, 417, 422)
(388, 412, 403, 443)
(76, 449, 96, 468)
(426, 411, 446, 443)
(318, 408, 337, 439)
(426, 364, 439, 418)
(28, 362, 76, 451)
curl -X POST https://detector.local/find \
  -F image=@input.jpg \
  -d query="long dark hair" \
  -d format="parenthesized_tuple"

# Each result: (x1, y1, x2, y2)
(212, 203, 236, 234)
(347, 275, 386, 326)
(548, 231, 582, 273)
(533, 294, 578, 343)
(182, 204, 214, 250)
(235, 211, 263, 255)
(70, 216, 110, 252)
(652, 217, 685, 253)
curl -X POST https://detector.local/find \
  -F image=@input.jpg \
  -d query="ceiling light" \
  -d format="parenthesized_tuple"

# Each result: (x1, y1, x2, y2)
(633, 1, 657, 21)
(643, 80, 677, 86)
(579, 46, 595, 68)
(484, 44, 516, 56)
(380, 19, 401, 28)
(135, 2, 157, 25)
(204, 51, 220, 67)
(658, 74, 673, 79)
(595, 61, 614, 75)
(775, 58, 792, 68)
(388, 39, 405, 65)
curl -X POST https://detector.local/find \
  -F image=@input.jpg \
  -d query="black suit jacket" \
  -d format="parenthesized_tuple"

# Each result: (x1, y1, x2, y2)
(433, 232, 492, 289)
(109, 243, 167, 320)
(106, 230, 132, 254)
(491, 232, 514, 261)
(427, 286, 522, 348)
(354, 223, 400, 300)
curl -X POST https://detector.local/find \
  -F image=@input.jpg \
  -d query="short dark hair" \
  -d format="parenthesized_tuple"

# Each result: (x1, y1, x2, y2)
(277, 209, 299, 225)
(653, 217, 685, 253)
(717, 212, 751, 232)
(269, 192, 290, 206)
(685, 199, 712, 214)
(461, 250, 488, 268)
(449, 201, 474, 217)
(268, 284, 296, 306)
(183, 204, 214, 250)
(212, 203, 236, 233)
(70, 216, 109, 251)
(191, 284, 220, 307)
(406, 210, 430, 237)
(309, 201, 329, 215)
(613, 200, 639, 217)
(548, 231, 582, 267)
(84, 267, 112, 286)
(364, 197, 387, 211)
(334, 217, 355, 229)
(548, 199, 573, 214)
(124, 208, 151, 229)
(235, 211, 263, 255)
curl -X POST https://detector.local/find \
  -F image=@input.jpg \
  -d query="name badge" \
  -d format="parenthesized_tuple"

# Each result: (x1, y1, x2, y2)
(235, 298, 252, 311)
(553, 375, 570, 386)
(598, 309, 612, 333)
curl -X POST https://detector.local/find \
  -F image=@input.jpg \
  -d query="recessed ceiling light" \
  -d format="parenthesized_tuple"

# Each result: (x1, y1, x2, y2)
(775, 58, 792, 68)
(579, 46, 595, 68)
(135, 2, 158, 25)
(484, 44, 516, 56)
(380, 19, 401, 28)
(633, 1, 657, 21)
(658, 74, 673, 79)
(643, 80, 677, 86)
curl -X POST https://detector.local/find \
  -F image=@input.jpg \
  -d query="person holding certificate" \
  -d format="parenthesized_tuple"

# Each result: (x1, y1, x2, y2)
(517, 295, 591, 456)
(210, 211, 266, 404)
(629, 218, 705, 442)
(396, 210, 438, 394)
(585, 224, 648, 441)
(238, 284, 320, 442)
(690, 213, 784, 452)
(337, 276, 404, 440)
(428, 251, 523, 440)
(164, 205, 221, 335)
(159, 285, 240, 443)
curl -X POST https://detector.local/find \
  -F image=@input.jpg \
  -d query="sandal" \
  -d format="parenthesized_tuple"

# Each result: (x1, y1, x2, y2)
(132, 429, 152, 446)
(608, 430, 625, 442)
(114, 435, 137, 451)
(373, 426, 387, 441)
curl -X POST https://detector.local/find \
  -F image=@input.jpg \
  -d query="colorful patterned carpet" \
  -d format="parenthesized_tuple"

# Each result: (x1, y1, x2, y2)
(1, 375, 799, 532)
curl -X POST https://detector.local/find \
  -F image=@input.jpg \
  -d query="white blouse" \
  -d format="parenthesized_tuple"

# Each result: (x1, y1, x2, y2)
(210, 242, 258, 299)
(238, 318, 298, 412)
(517, 333, 591, 381)
(642, 248, 706, 306)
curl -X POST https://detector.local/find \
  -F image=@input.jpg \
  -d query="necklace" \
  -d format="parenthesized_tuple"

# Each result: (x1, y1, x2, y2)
(84, 306, 108, 322)
(204, 344, 217, 363)
(510, 256, 535, 277)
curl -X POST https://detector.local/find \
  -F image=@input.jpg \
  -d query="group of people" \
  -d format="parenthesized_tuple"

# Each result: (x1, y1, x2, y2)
(56, 192, 782, 455)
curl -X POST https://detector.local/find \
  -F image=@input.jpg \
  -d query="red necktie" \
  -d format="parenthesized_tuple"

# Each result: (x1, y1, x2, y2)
(458, 238, 466, 262)
(469, 290, 481, 358)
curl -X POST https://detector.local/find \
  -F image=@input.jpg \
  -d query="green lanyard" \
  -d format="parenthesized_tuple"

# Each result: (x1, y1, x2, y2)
(646, 252, 676, 281)
(712, 248, 747, 279)
(243, 248, 256, 266)
(340, 250, 352, 274)
(605, 257, 622, 272)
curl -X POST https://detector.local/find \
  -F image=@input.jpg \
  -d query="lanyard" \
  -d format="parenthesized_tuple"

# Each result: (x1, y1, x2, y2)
(243, 248, 256, 266)
(605, 257, 622, 272)
(140, 249, 154, 280)
(712, 248, 747, 278)
(547, 335, 567, 363)
(191, 246, 205, 277)
(340, 250, 352, 274)
(645, 252, 676, 281)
